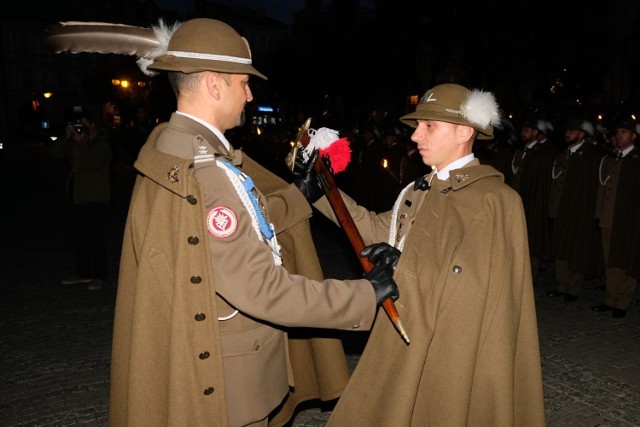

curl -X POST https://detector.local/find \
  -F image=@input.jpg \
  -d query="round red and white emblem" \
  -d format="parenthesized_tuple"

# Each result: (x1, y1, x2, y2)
(206, 206, 238, 238)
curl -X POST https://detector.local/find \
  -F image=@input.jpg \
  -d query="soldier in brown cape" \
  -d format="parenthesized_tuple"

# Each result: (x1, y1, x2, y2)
(108, 18, 399, 427)
(592, 120, 639, 318)
(547, 119, 605, 301)
(297, 83, 545, 425)
(511, 118, 560, 282)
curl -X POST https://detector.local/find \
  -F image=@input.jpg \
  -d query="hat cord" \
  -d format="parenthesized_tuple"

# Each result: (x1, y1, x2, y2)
(166, 50, 252, 64)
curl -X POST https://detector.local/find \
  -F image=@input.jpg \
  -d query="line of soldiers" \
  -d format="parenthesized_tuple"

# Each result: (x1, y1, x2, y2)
(478, 115, 639, 318)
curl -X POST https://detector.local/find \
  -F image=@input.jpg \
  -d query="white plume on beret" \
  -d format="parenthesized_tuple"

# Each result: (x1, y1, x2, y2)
(460, 89, 501, 130)
(136, 19, 181, 76)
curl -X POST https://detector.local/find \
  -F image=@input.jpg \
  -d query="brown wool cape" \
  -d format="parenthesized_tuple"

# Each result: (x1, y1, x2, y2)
(110, 120, 357, 426)
(318, 162, 546, 426)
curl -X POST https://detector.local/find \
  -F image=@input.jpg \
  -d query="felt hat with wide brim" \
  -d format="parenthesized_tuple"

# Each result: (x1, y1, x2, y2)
(400, 83, 495, 139)
(148, 18, 267, 80)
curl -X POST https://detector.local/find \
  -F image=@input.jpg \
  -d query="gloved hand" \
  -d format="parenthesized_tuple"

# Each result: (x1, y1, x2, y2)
(293, 149, 324, 203)
(360, 242, 401, 272)
(364, 264, 400, 307)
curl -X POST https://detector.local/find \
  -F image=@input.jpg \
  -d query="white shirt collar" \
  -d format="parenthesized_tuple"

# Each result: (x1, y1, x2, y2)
(435, 153, 475, 180)
(619, 145, 634, 157)
(175, 111, 231, 151)
(568, 140, 585, 154)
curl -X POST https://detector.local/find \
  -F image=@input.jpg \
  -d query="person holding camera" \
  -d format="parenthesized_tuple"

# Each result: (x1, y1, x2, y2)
(47, 105, 112, 290)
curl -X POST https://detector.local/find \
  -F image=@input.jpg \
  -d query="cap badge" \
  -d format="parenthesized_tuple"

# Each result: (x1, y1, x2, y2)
(421, 92, 436, 103)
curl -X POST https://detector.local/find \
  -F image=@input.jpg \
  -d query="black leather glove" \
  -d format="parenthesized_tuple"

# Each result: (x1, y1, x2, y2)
(360, 242, 401, 272)
(293, 149, 324, 203)
(364, 264, 399, 307)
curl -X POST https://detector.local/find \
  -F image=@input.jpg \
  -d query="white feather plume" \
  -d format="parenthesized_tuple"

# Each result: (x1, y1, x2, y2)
(460, 89, 501, 129)
(136, 19, 181, 76)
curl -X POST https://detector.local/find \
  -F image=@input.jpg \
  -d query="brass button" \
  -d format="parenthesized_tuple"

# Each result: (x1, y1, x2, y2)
(199, 351, 210, 360)
(351, 324, 361, 329)
(190, 276, 202, 284)
(203, 387, 214, 395)
(187, 195, 198, 205)
(188, 236, 199, 245)
(194, 313, 206, 321)
(196, 136, 203, 142)
(452, 265, 462, 275)
(254, 344, 261, 351)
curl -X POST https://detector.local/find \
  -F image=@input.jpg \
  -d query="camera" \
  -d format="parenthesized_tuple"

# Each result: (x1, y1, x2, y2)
(67, 105, 87, 135)
(73, 120, 84, 134)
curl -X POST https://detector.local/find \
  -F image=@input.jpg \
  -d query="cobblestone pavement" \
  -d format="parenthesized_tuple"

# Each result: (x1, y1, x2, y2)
(1, 146, 639, 426)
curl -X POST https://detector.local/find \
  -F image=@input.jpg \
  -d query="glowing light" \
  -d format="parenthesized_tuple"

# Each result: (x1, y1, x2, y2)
(112, 79, 120, 86)
(43, 92, 53, 99)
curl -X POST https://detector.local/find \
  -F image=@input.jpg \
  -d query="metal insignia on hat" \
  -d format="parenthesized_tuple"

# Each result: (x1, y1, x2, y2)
(420, 90, 435, 103)
(167, 166, 180, 183)
(198, 145, 208, 155)
(455, 173, 469, 183)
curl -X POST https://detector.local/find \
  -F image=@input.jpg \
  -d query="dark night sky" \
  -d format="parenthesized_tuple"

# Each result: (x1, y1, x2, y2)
(155, 0, 312, 25)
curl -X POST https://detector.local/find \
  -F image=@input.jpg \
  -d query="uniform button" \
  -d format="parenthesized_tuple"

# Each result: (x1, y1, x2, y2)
(400, 213, 407, 219)
(187, 195, 198, 205)
(352, 324, 361, 329)
(190, 275, 202, 284)
(452, 265, 462, 275)
(196, 136, 203, 142)
(195, 313, 206, 321)
(203, 387, 214, 395)
(254, 344, 261, 351)
(199, 351, 210, 360)
(188, 236, 199, 245)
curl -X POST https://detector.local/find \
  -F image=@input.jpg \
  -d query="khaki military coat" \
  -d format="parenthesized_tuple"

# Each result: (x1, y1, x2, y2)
(316, 161, 546, 426)
(109, 115, 376, 427)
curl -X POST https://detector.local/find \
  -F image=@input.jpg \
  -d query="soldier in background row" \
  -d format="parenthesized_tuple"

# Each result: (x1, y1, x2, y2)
(547, 119, 605, 302)
(592, 120, 639, 318)
(511, 118, 559, 282)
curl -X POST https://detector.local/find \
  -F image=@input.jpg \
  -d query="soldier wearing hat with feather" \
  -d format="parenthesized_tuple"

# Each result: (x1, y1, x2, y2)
(296, 83, 545, 425)
(56, 18, 401, 427)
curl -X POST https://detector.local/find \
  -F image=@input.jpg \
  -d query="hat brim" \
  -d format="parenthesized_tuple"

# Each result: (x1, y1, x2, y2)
(400, 111, 494, 140)
(148, 55, 268, 80)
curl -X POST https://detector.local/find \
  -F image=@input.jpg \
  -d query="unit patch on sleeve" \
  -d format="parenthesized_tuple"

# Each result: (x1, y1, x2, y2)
(206, 206, 238, 238)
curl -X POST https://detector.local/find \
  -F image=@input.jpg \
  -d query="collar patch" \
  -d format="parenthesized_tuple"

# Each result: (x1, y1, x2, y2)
(167, 166, 180, 183)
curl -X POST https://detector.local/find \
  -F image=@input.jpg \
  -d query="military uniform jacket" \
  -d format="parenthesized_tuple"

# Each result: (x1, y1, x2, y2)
(109, 114, 376, 427)
(317, 160, 545, 426)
